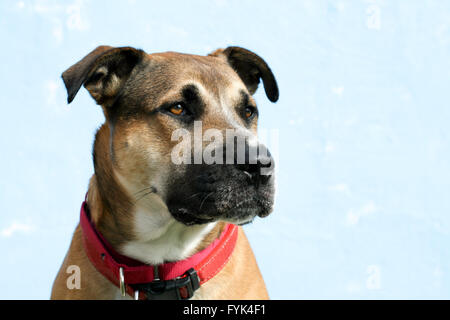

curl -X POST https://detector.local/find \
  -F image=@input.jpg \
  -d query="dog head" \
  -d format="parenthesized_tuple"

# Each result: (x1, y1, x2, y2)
(63, 45, 279, 227)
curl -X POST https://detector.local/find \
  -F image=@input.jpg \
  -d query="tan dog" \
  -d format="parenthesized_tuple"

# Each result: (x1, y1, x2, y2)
(51, 45, 279, 300)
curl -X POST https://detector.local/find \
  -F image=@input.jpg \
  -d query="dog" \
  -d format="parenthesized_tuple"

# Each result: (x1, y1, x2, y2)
(51, 45, 279, 300)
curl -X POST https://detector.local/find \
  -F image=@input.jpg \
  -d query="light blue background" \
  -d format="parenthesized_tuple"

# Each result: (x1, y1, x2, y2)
(1, 0, 449, 299)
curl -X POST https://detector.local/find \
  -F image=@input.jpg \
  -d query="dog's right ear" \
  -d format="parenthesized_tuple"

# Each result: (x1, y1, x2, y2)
(62, 46, 144, 105)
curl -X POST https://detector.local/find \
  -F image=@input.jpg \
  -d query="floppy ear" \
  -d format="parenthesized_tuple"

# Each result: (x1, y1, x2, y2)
(210, 46, 279, 102)
(62, 46, 144, 105)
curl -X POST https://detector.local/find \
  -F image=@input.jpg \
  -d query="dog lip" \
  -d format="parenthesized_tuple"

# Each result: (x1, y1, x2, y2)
(256, 210, 272, 218)
(228, 215, 256, 226)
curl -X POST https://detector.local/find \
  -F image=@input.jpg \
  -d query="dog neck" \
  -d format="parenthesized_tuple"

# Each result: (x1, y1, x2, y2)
(86, 124, 224, 265)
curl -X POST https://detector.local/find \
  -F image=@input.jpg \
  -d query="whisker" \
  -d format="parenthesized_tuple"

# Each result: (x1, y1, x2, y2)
(199, 192, 214, 211)
(133, 186, 155, 197)
(186, 192, 202, 200)
(134, 190, 155, 204)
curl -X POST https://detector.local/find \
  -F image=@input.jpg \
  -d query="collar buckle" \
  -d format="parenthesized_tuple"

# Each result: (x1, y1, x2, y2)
(132, 268, 200, 300)
(119, 267, 126, 296)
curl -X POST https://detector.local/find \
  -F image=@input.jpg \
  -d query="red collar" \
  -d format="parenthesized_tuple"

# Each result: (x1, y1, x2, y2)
(79, 201, 238, 300)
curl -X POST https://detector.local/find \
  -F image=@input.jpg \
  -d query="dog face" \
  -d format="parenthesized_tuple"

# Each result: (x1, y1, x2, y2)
(63, 46, 279, 226)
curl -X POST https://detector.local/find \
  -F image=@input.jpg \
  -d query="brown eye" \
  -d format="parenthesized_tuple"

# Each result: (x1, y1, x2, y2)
(169, 104, 184, 116)
(245, 106, 256, 119)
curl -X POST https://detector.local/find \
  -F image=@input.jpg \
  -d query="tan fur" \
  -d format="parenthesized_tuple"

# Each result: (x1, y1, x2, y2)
(51, 131, 269, 299)
(51, 46, 277, 300)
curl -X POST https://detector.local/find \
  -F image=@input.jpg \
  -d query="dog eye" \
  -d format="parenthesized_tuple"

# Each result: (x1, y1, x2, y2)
(244, 106, 257, 119)
(169, 104, 185, 116)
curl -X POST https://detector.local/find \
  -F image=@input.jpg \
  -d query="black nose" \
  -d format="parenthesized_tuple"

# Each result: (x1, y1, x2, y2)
(236, 143, 274, 185)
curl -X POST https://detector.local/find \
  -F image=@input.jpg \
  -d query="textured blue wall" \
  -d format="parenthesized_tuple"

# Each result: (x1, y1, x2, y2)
(0, 0, 449, 299)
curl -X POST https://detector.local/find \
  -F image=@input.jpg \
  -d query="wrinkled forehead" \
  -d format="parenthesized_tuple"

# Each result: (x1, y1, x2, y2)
(139, 52, 255, 110)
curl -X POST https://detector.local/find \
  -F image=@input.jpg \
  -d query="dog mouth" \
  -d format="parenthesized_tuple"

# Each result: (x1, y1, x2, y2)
(166, 164, 275, 226)
(168, 192, 272, 226)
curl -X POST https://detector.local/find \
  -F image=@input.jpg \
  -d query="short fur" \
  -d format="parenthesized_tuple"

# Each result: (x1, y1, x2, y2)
(51, 45, 278, 299)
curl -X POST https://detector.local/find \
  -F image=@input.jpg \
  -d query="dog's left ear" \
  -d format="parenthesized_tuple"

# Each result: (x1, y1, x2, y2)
(210, 46, 279, 102)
